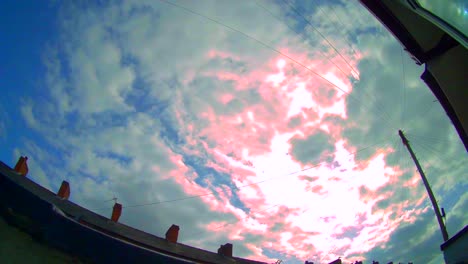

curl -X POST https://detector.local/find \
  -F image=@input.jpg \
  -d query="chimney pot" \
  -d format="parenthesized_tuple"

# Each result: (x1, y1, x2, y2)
(14, 156, 29, 176)
(217, 243, 233, 257)
(111, 203, 122, 222)
(165, 224, 180, 243)
(57, 181, 70, 199)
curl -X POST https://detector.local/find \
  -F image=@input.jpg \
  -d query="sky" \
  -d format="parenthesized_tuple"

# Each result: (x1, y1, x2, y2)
(0, 0, 467, 263)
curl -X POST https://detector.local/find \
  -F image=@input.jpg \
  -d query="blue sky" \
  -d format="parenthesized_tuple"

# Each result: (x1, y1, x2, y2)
(1, 1, 467, 263)
(0, 1, 58, 163)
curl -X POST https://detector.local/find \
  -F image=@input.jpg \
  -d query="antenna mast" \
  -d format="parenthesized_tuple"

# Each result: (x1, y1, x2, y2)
(398, 130, 449, 241)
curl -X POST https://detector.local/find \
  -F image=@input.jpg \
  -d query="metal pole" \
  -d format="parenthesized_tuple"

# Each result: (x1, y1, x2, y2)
(398, 130, 449, 241)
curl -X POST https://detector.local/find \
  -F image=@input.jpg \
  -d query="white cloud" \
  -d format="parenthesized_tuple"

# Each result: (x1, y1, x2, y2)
(20, 102, 39, 130)
(16, 0, 467, 263)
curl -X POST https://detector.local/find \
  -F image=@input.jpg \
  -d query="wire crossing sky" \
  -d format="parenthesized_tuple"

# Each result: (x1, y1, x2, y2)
(0, 0, 466, 263)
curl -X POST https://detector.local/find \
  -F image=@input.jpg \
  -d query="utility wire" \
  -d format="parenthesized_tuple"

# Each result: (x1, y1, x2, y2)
(400, 47, 407, 128)
(328, 0, 401, 130)
(185, 189, 333, 240)
(93, 1, 401, 212)
(255, 0, 396, 131)
(312, 0, 361, 58)
(329, 1, 365, 41)
(92, 135, 391, 212)
(280, 0, 358, 76)
(157, 0, 398, 133)
(254, 1, 351, 79)
(406, 133, 456, 146)
(184, 204, 281, 239)
(405, 99, 438, 134)
(280, 0, 397, 130)
(352, 0, 378, 31)
(408, 136, 447, 166)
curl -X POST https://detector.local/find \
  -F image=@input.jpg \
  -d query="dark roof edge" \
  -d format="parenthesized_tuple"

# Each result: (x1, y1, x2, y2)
(0, 161, 267, 264)
(359, 0, 468, 152)
(420, 69, 468, 152)
(441, 225, 468, 251)
(359, 0, 426, 63)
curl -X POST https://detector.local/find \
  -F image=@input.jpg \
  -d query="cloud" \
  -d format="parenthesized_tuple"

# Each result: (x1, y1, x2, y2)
(20, 102, 39, 130)
(362, 208, 445, 263)
(12, 0, 467, 263)
(289, 129, 335, 164)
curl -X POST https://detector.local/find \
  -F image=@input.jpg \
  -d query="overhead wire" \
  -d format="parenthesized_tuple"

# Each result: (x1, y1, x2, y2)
(397, 135, 409, 175)
(407, 136, 447, 166)
(400, 47, 407, 128)
(86, 5, 412, 239)
(350, 0, 409, 129)
(179, 130, 392, 241)
(254, 1, 351, 79)
(185, 187, 335, 242)
(357, 46, 408, 130)
(405, 137, 448, 190)
(344, 0, 404, 130)
(280, 0, 359, 76)
(92, 134, 393, 212)
(405, 132, 456, 145)
(41, 1, 463, 261)
(280, 0, 404, 130)
(410, 100, 438, 130)
(351, 0, 379, 32)
(110, 1, 429, 253)
(183, 204, 281, 239)
(255, 0, 398, 132)
(157, 0, 399, 133)
(329, 1, 366, 42)
(406, 140, 445, 211)
(312, 0, 361, 58)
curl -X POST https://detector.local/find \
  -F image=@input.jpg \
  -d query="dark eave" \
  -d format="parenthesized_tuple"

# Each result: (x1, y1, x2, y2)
(0, 161, 266, 264)
(359, 0, 468, 152)
(440, 225, 468, 251)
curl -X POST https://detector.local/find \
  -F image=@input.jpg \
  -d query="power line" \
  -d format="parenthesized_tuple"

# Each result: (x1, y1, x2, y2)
(254, 0, 396, 130)
(406, 133, 457, 145)
(330, 1, 364, 36)
(91, 0, 403, 213)
(185, 188, 334, 240)
(92, 135, 392, 211)
(407, 136, 447, 166)
(405, 99, 440, 133)
(184, 204, 281, 239)
(254, 1, 351, 79)
(351, 0, 379, 31)
(313, 0, 362, 58)
(292, 0, 398, 129)
(157, 0, 399, 133)
(281, 0, 358, 76)
(282, 0, 398, 130)
(400, 47, 407, 128)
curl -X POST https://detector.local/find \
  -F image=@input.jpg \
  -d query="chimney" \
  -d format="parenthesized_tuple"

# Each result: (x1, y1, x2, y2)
(111, 203, 122, 222)
(57, 181, 71, 199)
(14, 156, 29, 176)
(217, 243, 233, 257)
(165, 224, 180, 243)
(329, 259, 342, 264)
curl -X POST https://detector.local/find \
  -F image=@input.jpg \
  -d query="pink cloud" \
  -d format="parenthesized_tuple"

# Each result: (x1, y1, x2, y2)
(165, 46, 421, 262)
